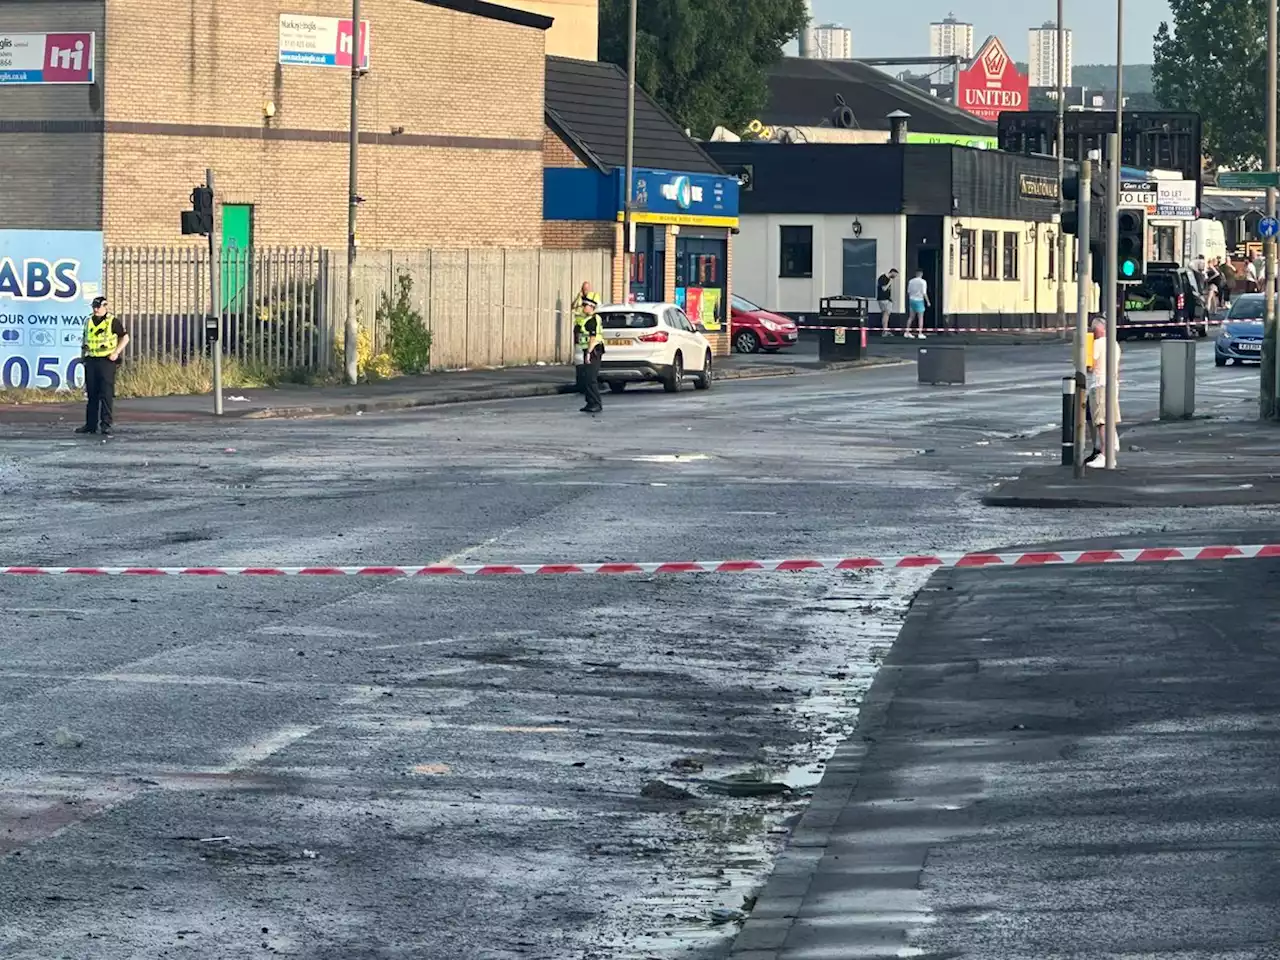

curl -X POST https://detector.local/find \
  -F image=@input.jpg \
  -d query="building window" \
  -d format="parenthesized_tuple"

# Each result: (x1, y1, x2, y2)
(779, 226, 813, 277)
(981, 230, 998, 280)
(959, 230, 977, 279)
(1002, 232, 1019, 280)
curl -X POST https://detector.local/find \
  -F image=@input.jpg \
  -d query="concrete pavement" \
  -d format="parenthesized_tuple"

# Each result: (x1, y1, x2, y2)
(732, 554, 1280, 958)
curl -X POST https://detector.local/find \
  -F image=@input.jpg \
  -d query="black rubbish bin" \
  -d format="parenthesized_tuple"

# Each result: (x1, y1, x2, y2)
(817, 295, 868, 362)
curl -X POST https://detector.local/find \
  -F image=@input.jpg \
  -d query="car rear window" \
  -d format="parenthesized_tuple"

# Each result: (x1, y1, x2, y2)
(599, 312, 658, 329)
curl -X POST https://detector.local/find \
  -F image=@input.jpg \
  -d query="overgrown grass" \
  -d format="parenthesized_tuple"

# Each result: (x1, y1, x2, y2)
(0, 358, 333, 405)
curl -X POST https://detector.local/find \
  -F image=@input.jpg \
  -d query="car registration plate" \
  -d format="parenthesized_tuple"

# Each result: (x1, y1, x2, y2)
(1239, 341, 1262, 351)
(784, 332, 797, 341)
(606, 339, 631, 347)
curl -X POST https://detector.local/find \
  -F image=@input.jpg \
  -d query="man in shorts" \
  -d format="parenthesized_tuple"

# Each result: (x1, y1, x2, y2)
(905, 270, 929, 339)
(876, 268, 898, 334)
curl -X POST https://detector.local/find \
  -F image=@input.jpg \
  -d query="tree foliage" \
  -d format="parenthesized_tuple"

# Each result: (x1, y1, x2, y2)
(599, 0, 807, 138)
(1153, 0, 1268, 167)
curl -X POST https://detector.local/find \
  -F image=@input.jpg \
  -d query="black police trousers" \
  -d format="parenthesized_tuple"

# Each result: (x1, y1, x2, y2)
(83, 356, 117, 431)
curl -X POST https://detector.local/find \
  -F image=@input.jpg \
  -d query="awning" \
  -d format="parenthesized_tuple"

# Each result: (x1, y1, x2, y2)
(1201, 193, 1265, 218)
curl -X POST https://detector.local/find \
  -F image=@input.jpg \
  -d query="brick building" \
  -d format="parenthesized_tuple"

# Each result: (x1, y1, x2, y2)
(542, 56, 739, 353)
(1, 0, 552, 248)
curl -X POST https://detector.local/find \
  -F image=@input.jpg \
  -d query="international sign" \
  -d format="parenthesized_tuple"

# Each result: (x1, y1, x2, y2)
(1019, 174, 1058, 201)
(0, 32, 94, 84)
(954, 36, 1028, 123)
(279, 15, 370, 68)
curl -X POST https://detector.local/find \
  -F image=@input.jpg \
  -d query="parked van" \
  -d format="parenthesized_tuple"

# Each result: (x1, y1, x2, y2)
(1189, 219, 1227, 263)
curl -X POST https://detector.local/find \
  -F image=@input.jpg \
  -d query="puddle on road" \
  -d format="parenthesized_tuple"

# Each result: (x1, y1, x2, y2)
(580, 569, 929, 959)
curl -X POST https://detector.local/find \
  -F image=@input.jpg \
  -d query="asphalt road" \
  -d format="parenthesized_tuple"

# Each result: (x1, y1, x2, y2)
(0, 341, 1271, 959)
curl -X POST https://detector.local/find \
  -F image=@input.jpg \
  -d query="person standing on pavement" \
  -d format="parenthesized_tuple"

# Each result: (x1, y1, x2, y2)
(77, 296, 129, 438)
(576, 294, 604, 414)
(904, 270, 929, 339)
(876, 268, 898, 335)
(1087, 317, 1120, 468)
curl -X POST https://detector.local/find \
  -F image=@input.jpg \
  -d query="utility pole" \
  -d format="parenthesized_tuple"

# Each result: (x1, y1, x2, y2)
(622, 0, 638, 291)
(1266, 0, 1278, 418)
(1104, 0, 1122, 470)
(1073, 157, 1092, 478)
(343, 0, 362, 385)
(1055, 0, 1067, 339)
(206, 169, 223, 417)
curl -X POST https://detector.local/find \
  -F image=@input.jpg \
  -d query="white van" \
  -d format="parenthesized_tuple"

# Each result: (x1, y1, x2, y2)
(1189, 219, 1227, 263)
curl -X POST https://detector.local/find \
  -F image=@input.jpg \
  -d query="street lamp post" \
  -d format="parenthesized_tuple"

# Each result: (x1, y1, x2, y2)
(622, 0, 638, 294)
(1056, 1, 1066, 341)
(1267, 0, 1278, 417)
(1104, 0, 1122, 468)
(343, 0, 362, 385)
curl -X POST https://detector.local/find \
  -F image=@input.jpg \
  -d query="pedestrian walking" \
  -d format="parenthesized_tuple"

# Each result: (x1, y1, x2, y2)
(1087, 317, 1120, 468)
(76, 296, 129, 438)
(904, 270, 929, 339)
(876, 268, 898, 334)
(575, 293, 604, 414)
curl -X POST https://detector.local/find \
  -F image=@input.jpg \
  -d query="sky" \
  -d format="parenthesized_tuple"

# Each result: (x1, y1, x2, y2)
(817, 0, 1173, 64)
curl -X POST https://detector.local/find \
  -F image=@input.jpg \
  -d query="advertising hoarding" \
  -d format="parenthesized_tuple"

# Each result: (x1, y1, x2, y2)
(0, 32, 94, 84)
(0, 231, 104, 390)
(279, 14, 370, 68)
(955, 36, 1028, 123)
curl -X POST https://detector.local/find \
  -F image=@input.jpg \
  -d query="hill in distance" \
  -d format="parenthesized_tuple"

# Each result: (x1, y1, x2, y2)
(1013, 62, 1154, 92)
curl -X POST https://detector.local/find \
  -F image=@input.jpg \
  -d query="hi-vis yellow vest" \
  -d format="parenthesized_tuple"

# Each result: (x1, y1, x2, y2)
(85, 316, 119, 358)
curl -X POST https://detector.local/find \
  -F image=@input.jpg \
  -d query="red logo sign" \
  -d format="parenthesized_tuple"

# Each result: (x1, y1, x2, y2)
(955, 36, 1028, 123)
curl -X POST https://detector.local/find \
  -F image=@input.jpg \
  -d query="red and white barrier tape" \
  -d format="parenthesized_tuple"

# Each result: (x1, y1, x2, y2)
(797, 320, 1224, 334)
(2, 544, 1277, 577)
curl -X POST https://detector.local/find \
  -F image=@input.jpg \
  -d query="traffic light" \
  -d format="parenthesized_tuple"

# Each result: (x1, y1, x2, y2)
(1061, 173, 1082, 236)
(1116, 208, 1145, 283)
(1061, 166, 1105, 240)
(181, 185, 214, 236)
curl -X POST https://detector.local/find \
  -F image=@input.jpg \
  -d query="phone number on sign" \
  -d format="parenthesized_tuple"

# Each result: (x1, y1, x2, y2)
(1, 355, 85, 390)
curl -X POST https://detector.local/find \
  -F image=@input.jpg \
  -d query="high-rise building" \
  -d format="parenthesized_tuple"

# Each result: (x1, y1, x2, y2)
(929, 14, 974, 84)
(811, 23, 852, 59)
(1028, 21, 1073, 88)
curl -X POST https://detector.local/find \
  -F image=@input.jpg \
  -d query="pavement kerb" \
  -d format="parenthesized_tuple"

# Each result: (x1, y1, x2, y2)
(728, 582, 942, 957)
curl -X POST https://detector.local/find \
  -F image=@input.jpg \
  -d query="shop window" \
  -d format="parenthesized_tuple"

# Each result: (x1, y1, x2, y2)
(959, 230, 976, 279)
(1002, 232, 1019, 281)
(779, 225, 813, 278)
(981, 230, 998, 280)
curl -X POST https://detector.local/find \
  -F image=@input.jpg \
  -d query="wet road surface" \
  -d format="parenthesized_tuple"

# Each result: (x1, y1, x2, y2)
(0, 342, 1272, 958)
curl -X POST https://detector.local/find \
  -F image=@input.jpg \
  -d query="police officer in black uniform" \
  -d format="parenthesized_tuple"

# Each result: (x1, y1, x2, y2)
(577, 294, 604, 414)
(77, 296, 129, 437)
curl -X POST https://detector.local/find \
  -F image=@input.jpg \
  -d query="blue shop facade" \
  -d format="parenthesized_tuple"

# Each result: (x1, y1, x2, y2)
(545, 165, 740, 333)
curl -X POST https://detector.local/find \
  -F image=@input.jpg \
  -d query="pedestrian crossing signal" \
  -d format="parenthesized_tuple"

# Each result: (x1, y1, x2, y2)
(1115, 209, 1145, 284)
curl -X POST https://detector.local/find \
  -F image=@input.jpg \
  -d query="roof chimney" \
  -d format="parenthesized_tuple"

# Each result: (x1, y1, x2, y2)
(887, 110, 910, 143)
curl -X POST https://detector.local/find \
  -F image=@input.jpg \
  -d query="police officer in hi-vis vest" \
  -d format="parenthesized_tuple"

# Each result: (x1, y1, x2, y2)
(574, 293, 603, 413)
(77, 296, 129, 437)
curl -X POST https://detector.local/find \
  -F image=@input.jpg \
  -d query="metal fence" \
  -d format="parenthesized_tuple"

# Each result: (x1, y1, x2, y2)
(104, 246, 330, 368)
(104, 245, 609, 373)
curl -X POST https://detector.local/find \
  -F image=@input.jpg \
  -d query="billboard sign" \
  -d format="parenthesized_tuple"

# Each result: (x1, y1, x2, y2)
(1121, 179, 1198, 219)
(0, 230, 103, 390)
(0, 32, 95, 84)
(955, 36, 1028, 123)
(620, 168, 740, 227)
(279, 15, 370, 68)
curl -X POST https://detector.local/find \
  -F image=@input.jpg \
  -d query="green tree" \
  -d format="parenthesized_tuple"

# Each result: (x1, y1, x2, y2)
(1153, 0, 1267, 168)
(599, 0, 807, 137)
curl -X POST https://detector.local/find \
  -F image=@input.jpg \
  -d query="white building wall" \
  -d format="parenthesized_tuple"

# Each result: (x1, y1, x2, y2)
(1028, 24, 1073, 88)
(733, 213, 907, 315)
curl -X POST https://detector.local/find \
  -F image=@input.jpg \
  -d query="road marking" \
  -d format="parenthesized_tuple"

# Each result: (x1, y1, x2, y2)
(220, 724, 319, 771)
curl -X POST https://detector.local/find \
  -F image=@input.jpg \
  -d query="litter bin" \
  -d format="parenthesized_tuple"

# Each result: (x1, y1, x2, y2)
(1159, 339, 1196, 419)
(817, 295, 867, 362)
(918, 345, 965, 384)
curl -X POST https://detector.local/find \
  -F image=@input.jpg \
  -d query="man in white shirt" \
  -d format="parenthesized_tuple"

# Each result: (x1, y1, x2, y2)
(904, 271, 929, 339)
(1088, 317, 1120, 468)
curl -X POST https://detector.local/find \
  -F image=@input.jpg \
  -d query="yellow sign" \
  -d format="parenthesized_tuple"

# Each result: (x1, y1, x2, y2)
(700, 288, 722, 332)
(618, 211, 739, 228)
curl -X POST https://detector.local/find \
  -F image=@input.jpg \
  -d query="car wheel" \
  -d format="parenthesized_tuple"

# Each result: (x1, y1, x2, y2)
(694, 351, 712, 390)
(607, 381, 627, 393)
(734, 330, 760, 354)
(1215, 355, 1227, 367)
(663, 352, 684, 393)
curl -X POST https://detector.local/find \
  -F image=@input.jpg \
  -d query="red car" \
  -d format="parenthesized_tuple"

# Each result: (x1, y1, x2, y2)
(731, 294, 799, 353)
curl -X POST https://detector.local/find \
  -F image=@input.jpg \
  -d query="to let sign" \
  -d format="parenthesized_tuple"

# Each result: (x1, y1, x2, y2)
(955, 36, 1028, 123)
(279, 14, 370, 68)
(1120, 179, 1158, 211)
(0, 32, 95, 84)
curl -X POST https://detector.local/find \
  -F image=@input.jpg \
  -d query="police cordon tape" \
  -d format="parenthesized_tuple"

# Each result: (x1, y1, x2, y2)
(3, 544, 1278, 577)
(801, 319, 1223, 334)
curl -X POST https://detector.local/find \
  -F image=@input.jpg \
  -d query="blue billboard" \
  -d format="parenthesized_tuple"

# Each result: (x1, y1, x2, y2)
(0, 230, 103, 390)
(620, 168, 739, 227)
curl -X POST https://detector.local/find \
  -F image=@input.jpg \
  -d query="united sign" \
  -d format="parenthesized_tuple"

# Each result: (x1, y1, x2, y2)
(955, 36, 1028, 123)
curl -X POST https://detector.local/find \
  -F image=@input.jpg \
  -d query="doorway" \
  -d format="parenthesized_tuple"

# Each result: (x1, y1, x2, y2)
(916, 247, 942, 329)
(675, 235, 727, 332)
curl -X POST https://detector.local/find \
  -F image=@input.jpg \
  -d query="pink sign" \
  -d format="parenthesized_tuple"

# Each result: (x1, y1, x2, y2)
(334, 19, 370, 68)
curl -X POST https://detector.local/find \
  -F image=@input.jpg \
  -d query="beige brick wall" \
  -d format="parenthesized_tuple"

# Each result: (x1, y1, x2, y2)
(543, 126, 586, 168)
(502, 0, 598, 59)
(543, 220, 613, 249)
(0, 0, 106, 229)
(101, 0, 546, 247)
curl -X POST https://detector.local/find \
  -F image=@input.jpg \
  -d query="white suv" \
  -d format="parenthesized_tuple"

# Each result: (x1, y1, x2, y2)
(595, 302, 713, 394)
